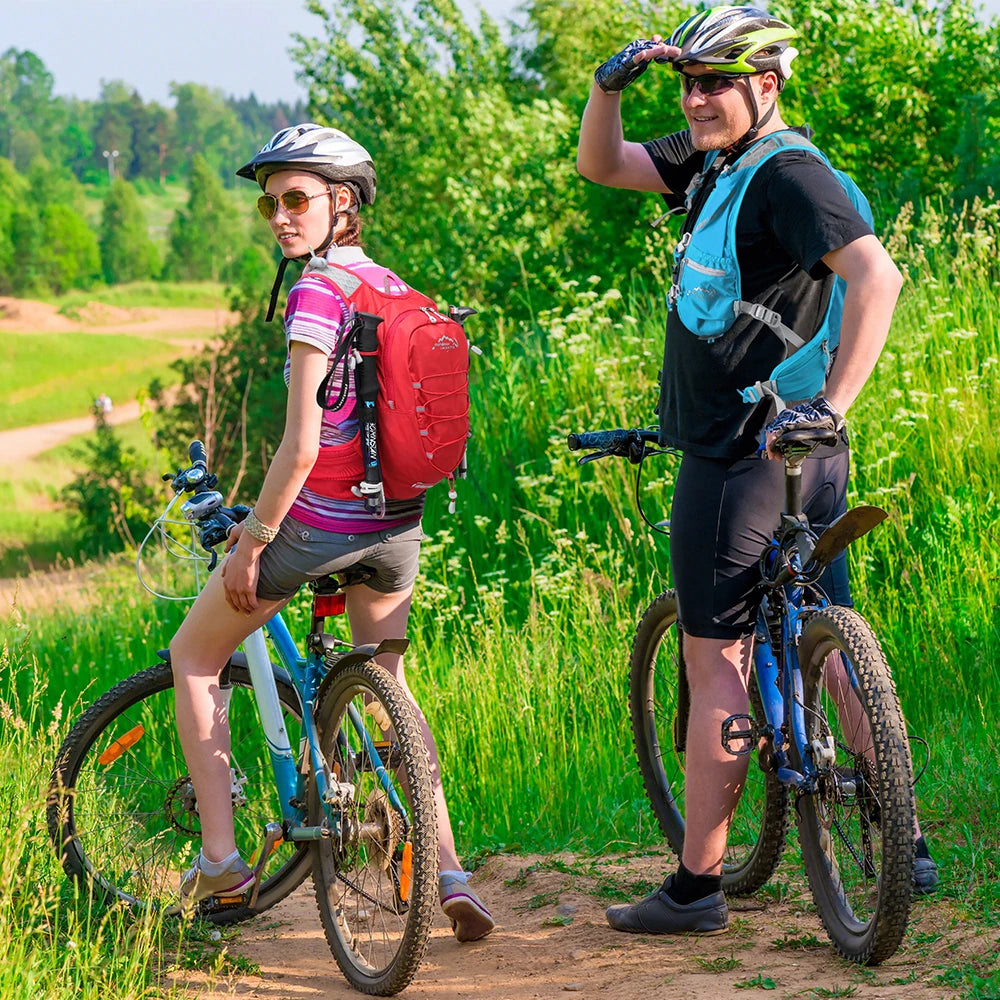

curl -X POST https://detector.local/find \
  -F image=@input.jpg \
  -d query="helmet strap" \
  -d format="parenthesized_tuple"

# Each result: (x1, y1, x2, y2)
(265, 256, 292, 323)
(729, 79, 777, 155)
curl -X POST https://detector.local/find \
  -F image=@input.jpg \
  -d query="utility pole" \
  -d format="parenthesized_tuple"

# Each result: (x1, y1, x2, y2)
(103, 149, 119, 182)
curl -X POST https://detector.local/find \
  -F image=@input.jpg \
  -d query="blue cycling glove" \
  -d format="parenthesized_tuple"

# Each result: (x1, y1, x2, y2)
(595, 39, 671, 93)
(762, 395, 846, 449)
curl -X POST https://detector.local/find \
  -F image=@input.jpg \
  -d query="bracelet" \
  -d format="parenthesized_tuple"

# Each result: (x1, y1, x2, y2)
(244, 509, 280, 544)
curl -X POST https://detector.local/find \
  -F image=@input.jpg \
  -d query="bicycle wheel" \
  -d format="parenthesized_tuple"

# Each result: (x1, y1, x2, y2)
(630, 589, 789, 895)
(795, 606, 914, 964)
(310, 660, 437, 996)
(48, 659, 312, 924)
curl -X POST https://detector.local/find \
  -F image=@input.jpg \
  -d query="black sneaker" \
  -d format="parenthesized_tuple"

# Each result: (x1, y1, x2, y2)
(605, 874, 728, 935)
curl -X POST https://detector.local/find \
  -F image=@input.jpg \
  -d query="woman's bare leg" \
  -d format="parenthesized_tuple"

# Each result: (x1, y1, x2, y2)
(169, 568, 287, 862)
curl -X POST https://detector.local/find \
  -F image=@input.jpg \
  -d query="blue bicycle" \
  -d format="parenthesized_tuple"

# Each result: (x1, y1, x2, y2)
(48, 443, 437, 996)
(569, 425, 914, 964)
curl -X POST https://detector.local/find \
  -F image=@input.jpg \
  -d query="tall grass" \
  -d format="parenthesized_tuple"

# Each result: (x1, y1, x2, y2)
(3, 199, 997, 997)
(16, 204, 999, 852)
(0, 640, 175, 1000)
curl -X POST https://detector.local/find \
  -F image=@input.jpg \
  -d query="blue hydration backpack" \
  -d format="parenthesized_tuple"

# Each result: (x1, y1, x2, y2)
(668, 130, 874, 409)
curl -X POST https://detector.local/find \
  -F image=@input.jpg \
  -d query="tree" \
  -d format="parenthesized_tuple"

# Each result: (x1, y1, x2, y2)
(0, 157, 27, 294)
(292, 0, 607, 309)
(62, 414, 159, 554)
(162, 153, 242, 281)
(150, 277, 288, 502)
(100, 177, 160, 283)
(5, 156, 98, 294)
(0, 48, 57, 169)
(92, 80, 137, 181)
(171, 83, 249, 184)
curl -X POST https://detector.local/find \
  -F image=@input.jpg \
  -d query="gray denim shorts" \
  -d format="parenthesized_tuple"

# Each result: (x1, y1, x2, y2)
(256, 515, 423, 602)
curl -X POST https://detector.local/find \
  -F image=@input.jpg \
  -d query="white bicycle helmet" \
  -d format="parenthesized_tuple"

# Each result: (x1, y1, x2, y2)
(668, 6, 799, 81)
(237, 123, 377, 205)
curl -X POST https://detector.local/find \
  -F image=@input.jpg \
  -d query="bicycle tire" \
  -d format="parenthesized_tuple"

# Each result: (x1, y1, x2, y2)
(794, 606, 914, 964)
(630, 589, 789, 895)
(310, 660, 437, 996)
(48, 659, 312, 924)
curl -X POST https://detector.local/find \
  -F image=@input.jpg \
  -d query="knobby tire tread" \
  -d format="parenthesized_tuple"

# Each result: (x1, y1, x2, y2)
(310, 660, 437, 996)
(796, 607, 914, 964)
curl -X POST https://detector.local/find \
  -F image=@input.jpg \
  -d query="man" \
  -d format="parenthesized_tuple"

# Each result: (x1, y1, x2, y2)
(576, 6, 936, 935)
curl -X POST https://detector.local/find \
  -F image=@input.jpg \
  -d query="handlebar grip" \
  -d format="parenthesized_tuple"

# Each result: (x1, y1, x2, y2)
(189, 440, 208, 468)
(567, 429, 631, 451)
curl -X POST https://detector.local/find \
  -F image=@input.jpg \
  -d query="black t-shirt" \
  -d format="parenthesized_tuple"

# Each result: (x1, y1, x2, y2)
(643, 129, 873, 459)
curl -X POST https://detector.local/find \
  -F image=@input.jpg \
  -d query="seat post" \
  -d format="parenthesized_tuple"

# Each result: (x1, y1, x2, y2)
(784, 455, 806, 517)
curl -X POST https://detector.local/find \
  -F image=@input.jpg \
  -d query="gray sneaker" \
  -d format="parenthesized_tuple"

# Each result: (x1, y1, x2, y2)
(606, 875, 728, 935)
(439, 874, 495, 942)
(913, 856, 939, 895)
(179, 854, 255, 903)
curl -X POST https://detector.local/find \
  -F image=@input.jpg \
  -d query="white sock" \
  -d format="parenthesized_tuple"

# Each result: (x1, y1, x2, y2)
(200, 849, 241, 876)
(439, 869, 470, 883)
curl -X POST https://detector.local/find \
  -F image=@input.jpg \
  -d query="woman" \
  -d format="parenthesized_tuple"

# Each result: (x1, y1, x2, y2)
(169, 123, 494, 943)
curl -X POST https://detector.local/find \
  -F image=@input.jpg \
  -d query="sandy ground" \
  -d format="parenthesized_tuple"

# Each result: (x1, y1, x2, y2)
(0, 295, 235, 338)
(178, 851, 979, 1000)
(0, 399, 144, 465)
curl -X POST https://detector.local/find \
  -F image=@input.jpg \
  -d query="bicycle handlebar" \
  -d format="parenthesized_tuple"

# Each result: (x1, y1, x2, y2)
(189, 439, 208, 468)
(567, 427, 660, 465)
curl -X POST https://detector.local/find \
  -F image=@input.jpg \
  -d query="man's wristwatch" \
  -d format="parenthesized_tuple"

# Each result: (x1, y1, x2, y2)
(244, 509, 280, 544)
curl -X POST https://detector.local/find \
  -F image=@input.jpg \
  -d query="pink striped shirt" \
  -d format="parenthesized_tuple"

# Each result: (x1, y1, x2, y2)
(283, 246, 424, 534)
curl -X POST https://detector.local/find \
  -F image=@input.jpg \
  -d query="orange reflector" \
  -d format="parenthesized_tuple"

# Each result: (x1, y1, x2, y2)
(250, 838, 284, 866)
(97, 725, 145, 764)
(399, 841, 413, 902)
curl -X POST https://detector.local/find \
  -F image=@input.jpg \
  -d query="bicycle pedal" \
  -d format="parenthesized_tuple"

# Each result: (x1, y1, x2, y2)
(721, 714, 759, 756)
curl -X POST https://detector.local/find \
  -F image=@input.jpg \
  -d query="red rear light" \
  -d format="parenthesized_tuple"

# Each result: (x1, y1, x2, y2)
(313, 593, 346, 617)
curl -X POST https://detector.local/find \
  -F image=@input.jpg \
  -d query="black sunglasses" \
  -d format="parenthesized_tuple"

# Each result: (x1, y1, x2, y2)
(257, 188, 331, 220)
(679, 73, 746, 97)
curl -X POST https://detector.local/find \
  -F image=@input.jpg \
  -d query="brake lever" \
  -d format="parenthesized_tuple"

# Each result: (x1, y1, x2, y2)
(576, 450, 611, 466)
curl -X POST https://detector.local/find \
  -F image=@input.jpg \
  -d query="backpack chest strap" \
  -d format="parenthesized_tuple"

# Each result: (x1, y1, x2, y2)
(733, 300, 806, 349)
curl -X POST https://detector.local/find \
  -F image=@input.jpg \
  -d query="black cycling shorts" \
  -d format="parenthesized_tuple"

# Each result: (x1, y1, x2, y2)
(669, 449, 851, 640)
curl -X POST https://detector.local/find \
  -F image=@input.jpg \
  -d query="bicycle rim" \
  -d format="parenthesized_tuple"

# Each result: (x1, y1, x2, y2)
(48, 661, 311, 923)
(630, 590, 788, 895)
(795, 607, 914, 963)
(310, 660, 437, 996)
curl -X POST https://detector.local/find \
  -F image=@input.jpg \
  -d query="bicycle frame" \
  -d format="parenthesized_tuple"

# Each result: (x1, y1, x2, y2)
(750, 584, 830, 794)
(239, 611, 409, 842)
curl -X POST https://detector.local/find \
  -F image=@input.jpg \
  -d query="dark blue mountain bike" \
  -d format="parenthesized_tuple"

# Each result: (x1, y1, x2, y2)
(569, 425, 914, 964)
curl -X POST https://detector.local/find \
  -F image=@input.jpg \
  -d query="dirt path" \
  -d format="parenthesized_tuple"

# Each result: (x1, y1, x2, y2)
(0, 400, 144, 465)
(0, 295, 235, 339)
(180, 851, 976, 1000)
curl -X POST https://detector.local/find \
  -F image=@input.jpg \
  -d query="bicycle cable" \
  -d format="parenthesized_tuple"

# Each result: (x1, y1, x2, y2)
(633, 443, 680, 536)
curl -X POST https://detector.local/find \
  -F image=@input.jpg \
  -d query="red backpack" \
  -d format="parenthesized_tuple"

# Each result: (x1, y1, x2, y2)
(301, 263, 471, 503)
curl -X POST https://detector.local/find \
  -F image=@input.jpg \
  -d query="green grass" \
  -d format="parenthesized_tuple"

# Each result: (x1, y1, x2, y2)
(2, 200, 999, 999)
(0, 419, 160, 576)
(0, 332, 184, 430)
(52, 281, 231, 314)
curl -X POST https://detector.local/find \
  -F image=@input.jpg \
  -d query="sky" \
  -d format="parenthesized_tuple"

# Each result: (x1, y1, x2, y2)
(4, 0, 518, 107)
(6, 0, 1000, 108)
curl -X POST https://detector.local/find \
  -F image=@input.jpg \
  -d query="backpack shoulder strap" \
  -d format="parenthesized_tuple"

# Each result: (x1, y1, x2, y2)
(302, 256, 365, 298)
